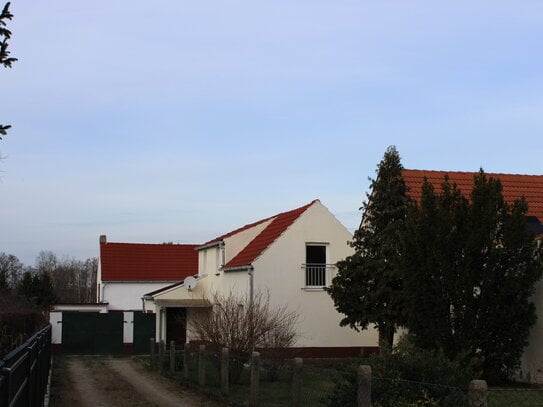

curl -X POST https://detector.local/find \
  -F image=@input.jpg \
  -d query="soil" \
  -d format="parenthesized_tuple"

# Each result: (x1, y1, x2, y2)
(49, 355, 222, 407)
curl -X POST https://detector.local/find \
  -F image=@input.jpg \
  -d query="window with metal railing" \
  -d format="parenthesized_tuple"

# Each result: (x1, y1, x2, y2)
(304, 263, 327, 287)
(304, 244, 331, 288)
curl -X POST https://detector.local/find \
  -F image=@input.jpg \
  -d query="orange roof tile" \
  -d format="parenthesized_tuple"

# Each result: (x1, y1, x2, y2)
(100, 242, 199, 281)
(203, 216, 275, 246)
(403, 169, 543, 220)
(221, 200, 318, 269)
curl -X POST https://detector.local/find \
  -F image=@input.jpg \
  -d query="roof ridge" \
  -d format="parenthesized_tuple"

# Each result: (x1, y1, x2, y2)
(204, 199, 319, 245)
(101, 241, 199, 247)
(402, 170, 543, 221)
(404, 169, 543, 177)
(222, 200, 318, 269)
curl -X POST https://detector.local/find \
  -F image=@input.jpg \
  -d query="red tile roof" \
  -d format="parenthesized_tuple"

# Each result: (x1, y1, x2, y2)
(221, 200, 318, 269)
(100, 242, 199, 281)
(203, 216, 275, 246)
(403, 170, 543, 220)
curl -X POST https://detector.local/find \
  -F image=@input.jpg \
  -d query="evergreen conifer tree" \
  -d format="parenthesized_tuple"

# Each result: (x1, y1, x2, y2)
(326, 146, 410, 348)
(401, 170, 542, 381)
(0, 2, 16, 138)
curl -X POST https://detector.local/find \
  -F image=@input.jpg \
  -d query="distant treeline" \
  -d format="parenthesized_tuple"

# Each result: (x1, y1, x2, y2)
(0, 251, 97, 305)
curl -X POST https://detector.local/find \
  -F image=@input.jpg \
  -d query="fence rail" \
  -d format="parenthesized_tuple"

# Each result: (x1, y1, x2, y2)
(147, 339, 542, 407)
(0, 324, 51, 407)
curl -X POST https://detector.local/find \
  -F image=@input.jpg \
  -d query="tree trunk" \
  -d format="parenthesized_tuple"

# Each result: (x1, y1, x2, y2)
(378, 325, 394, 352)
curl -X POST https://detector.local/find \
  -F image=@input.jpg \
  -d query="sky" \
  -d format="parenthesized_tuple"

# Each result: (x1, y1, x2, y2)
(1, 1, 543, 265)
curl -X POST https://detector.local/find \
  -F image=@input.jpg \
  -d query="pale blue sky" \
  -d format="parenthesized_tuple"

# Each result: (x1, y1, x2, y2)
(2, 1, 543, 264)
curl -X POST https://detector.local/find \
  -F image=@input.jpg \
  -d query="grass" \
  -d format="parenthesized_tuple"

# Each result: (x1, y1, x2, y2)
(488, 388, 543, 407)
(136, 353, 543, 407)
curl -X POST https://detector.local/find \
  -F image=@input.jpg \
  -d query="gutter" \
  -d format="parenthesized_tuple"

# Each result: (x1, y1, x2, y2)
(196, 241, 223, 251)
(221, 264, 253, 272)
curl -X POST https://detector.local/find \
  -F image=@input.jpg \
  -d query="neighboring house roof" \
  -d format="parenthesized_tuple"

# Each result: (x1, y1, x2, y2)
(100, 241, 199, 281)
(217, 200, 318, 270)
(403, 170, 543, 221)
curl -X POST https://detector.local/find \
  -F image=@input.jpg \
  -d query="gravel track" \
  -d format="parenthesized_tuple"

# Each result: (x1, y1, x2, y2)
(49, 355, 221, 407)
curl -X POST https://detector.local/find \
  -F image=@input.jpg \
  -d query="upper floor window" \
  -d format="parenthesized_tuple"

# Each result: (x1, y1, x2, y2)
(305, 244, 327, 288)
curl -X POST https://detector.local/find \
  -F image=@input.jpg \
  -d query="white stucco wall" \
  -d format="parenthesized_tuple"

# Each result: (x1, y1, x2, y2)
(253, 201, 378, 347)
(223, 219, 272, 264)
(520, 278, 543, 383)
(200, 246, 221, 277)
(96, 259, 102, 302)
(123, 311, 134, 343)
(102, 282, 177, 310)
(50, 311, 62, 344)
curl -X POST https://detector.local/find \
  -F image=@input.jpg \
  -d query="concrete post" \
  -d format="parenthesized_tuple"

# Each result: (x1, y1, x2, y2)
(250, 351, 260, 407)
(183, 342, 190, 380)
(292, 357, 303, 407)
(221, 347, 229, 396)
(357, 365, 372, 407)
(169, 340, 176, 373)
(198, 344, 206, 388)
(149, 337, 156, 369)
(468, 380, 488, 407)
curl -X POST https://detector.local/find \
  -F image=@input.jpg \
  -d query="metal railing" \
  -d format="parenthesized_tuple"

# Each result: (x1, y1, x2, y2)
(0, 324, 51, 407)
(302, 264, 335, 288)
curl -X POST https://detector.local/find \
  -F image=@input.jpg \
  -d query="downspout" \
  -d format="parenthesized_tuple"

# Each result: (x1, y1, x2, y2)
(158, 307, 163, 342)
(248, 265, 255, 353)
(248, 266, 254, 309)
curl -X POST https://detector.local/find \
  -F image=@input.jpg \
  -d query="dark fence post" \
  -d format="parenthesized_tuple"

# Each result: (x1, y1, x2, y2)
(169, 340, 176, 373)
(292, 357, 303, 407)
(150, 337, 156, 369)
(250, 351, 260, 407)
(221, 347, 229, 396)
(198, 344, 206, 388)
(183, 343, 190, 380)
(357, 365, 371, 407)
(468, 380, 488, 407)
(159, 340, 166, 373)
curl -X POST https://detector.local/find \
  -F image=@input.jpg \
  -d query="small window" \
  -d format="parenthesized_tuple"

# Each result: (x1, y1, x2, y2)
(305, 245, 326, 287)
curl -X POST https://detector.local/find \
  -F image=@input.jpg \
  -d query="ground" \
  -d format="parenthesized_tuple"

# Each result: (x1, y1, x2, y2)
(49, 355, 222, 407)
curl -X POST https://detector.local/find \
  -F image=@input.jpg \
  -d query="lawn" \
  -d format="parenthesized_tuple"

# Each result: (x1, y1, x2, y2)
(488, 388, 543, 407)
(134, 353, 543, 407)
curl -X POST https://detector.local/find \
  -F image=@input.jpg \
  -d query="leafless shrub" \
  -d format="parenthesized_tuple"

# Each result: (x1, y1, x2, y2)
(189, 290, 299, 382)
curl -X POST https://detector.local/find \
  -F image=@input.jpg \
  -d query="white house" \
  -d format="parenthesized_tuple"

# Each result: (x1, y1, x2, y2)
(96, 237, 199, 310)
(144, 199, 379, 356)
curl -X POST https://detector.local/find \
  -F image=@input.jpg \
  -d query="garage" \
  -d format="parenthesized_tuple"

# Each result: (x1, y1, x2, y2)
(61, 311, 123, 354)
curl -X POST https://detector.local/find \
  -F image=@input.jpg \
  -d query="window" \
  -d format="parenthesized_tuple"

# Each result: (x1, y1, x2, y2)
(305, 245, 327, 287)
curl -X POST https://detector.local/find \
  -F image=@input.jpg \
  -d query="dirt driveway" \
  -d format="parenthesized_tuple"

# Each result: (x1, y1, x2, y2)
(49, 355, 222, 407)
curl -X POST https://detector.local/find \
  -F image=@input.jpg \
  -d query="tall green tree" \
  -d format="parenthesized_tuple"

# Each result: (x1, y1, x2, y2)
(0, 2, 16, 138)
(16, 270, 56, 309)
(326, 146, 410, 348)
(401, 170, 543, 382)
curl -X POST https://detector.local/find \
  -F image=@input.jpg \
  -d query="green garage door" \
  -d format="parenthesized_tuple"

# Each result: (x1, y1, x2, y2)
(62, 312, 123, 354)
(133, 312, 156, 354)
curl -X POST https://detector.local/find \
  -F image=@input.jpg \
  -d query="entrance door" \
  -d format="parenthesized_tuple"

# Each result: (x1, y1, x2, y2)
(166, 308, 186, 344)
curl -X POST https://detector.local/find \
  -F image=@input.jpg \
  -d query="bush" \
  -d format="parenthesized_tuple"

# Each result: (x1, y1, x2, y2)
(0, 289, 48, 357)
(325, 339, 479, 407)
(188, 290, 299, 383)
